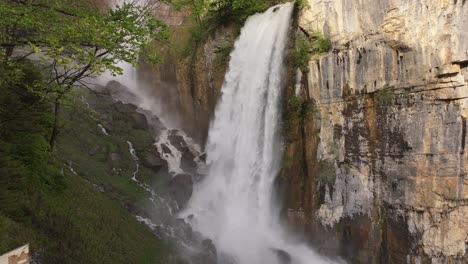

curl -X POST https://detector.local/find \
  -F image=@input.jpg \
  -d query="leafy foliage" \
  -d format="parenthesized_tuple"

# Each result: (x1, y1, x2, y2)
(374, 89, 395, 105)
(293, 32, 332, 72)
(295, 0, 310, 10)
(0, 0, 169, 149)
(0, 0, 169, 76)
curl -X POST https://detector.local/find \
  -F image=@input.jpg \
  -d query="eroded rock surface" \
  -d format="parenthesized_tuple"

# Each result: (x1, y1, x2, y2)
(284, 1, 468, 263)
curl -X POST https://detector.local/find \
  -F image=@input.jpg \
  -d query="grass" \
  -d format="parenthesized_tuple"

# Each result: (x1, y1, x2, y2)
(0, 165, 170, 264)
(39, 171, 169, 264)
(0, 89, 173, 263)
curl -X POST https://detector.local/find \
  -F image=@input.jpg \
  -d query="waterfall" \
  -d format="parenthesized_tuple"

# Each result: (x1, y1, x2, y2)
(182, 3, 334, 264)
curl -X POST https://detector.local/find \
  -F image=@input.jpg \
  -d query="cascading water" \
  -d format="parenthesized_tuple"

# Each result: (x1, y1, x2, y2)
(182, 3, 335, 264)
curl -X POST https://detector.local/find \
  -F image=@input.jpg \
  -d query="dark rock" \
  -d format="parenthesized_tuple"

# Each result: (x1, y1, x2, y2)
(199, 153, 207, 163)
(130, 112, 149, 130)
(172, 218, 194, 242)
(271, 249, 292, 264)
(93, 84, 111, 95)
(105, 80, 138, 102)
(199, 239, 217, 264)
(105, 80, 125, 90)
(193, 173, 206, 182)
(168, 130, 198, 173)
(168, 174, 193, 210)
(142, 148, 166, 171)
(111, 101, 138, 114)
(161, 144, 172, 154)
(139, 108, 166, 132)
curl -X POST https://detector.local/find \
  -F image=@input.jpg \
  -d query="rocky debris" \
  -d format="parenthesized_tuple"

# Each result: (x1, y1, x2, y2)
(83, 79, 211, 263)
(168, 174, 193, 210)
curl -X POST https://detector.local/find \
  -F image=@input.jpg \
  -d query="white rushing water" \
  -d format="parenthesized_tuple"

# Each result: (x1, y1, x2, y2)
(182, 3, 335, 264)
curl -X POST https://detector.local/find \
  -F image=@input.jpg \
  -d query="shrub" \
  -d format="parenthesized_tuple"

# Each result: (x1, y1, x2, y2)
(310, 32, 332, 54)
(292, 34, 312, 72)
(293, 32, 332, 72)
(374, 89, 395, 105)
(296, 0, 310, 10)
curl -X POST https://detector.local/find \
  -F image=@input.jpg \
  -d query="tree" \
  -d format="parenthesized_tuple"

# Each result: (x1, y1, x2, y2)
(0, 0, 169, 149)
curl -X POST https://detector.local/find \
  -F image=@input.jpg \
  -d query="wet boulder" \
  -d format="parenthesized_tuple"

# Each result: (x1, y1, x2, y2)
(200, 239, 217, 264)
(142, 148, 166, 172)
(192, 239, 217, 264)
(271, 249, 292, 264)
(168, 130, 198, 173)
(172, 218, 195, 242)
(168, 174, 193, 210)
(199, 153, 207, 163)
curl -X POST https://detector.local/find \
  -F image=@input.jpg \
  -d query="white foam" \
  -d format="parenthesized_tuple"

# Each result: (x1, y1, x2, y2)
(182, 4, 337, 264)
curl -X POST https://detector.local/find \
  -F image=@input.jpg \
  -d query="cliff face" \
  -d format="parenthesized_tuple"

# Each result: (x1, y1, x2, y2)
(283, 0, 468, 263)
(135, 3, 235, 143)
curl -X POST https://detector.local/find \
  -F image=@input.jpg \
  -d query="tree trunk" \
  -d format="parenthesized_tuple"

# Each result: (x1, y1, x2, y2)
(49, 99, 61, 151)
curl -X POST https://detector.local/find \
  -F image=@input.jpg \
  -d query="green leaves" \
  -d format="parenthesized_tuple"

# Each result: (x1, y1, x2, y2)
(1, 0, 169, 89)
(293, 31, 332, 72)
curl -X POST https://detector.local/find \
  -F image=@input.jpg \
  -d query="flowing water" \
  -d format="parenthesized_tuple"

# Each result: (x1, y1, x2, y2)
(182, 3, 334, 264)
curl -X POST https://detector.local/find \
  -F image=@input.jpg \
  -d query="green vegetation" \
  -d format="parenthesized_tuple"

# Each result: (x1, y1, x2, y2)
(215, 41, 235, 65)
(0, 0, 172, 262)
(283, 96, 317, 142)
(293, 32, 332, 72)
(318, 160, 336, 185)
(175, 0, 276, 28)
(172, 0, 281, 101)
(295, 0, 310, 10)
(174, 0, 280, 57)
(0, 84, 171, 262)
(0, 0, 169, 150)
(373, 89, 395, 105)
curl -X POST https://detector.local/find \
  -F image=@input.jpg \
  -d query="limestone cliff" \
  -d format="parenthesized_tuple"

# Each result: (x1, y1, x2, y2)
(135, 3, 235, 143)
(283, 0, 468, 263)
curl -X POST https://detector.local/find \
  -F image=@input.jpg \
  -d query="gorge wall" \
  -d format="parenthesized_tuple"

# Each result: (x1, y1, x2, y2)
(136, 3, 236, 143)
(283, 0, 468, 263)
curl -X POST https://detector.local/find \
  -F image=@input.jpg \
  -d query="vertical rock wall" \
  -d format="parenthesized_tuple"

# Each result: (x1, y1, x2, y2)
(284, 1, 468, 263)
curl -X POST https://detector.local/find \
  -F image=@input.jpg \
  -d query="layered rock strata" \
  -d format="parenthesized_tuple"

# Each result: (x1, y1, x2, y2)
(284, 1, 468, 263)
